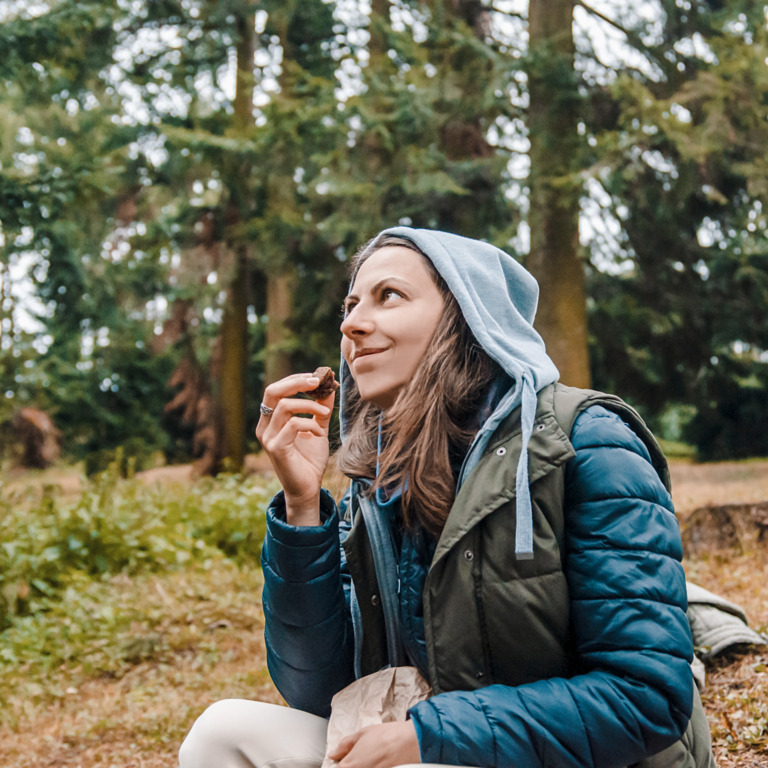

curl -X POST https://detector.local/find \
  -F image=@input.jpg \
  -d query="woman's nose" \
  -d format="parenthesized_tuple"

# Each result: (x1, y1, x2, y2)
(340, 304, 374, 337)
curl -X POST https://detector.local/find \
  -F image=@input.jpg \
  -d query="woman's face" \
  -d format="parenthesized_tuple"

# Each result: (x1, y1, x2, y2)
(341, 245, 445, 410)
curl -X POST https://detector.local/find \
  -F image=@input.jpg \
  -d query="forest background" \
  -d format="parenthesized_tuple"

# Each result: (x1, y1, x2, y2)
(1, 1, 768, 766)
(2, 0, 768, 474)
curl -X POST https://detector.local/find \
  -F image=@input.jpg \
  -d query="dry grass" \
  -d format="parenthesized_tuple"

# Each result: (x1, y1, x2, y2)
(2, 465, 85, 503)
(686, 548, 768, 768)
(671, 459, 768, 768)
(670, 458, 768, 517)
(0, 561, 282, 768)
(1, 458, 767, 767)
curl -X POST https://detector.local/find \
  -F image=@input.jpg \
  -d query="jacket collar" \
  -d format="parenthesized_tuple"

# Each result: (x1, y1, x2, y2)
(433, 384, 575, 566)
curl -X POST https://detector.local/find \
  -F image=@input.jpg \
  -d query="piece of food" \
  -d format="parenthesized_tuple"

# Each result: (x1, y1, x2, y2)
(306, 366, 339, 400)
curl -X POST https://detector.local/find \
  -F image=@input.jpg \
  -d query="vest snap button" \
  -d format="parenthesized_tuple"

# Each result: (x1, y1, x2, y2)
(475, 671, 484, 680)
(496, 446, 506, 456)
(371, 594, 379, 606)
(464, 549, 473, 561)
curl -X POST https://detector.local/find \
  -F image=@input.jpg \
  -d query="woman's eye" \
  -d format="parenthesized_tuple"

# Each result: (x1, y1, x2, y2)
(382, 289, 401, 302)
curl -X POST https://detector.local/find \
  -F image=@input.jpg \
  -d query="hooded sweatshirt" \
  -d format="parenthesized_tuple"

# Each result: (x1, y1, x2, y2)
(339, 226, 559, 558)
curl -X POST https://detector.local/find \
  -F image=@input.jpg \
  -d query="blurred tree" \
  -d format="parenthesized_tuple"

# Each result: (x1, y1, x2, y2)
(0, 0, 177, 468)
(580, 1, 768, 457)
(527, 0, 589, 387)
(10, 407, 61, 468)
(254, 0, 341, 387)
(320, 0, 515, 250)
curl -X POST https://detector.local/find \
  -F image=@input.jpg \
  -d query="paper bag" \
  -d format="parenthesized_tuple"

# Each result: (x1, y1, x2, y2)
(321, 666, 432, 768)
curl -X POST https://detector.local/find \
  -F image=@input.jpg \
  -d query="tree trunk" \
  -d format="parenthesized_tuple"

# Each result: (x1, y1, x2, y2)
(369, 0, 390, 56)
(219, 246, 249, 469)
(526, 0, 590, 387)
(264, 268, 297, 385)
(217, 3, 255, 469)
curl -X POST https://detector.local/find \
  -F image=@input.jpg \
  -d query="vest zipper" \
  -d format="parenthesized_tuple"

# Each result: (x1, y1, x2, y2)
(471, 532, 494, 684)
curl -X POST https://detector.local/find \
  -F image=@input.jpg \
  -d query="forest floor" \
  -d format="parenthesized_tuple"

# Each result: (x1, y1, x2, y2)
(0, 457, 767, 767)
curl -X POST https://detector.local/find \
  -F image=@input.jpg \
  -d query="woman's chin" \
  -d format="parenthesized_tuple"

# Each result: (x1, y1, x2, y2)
(357, 384, 397, 411)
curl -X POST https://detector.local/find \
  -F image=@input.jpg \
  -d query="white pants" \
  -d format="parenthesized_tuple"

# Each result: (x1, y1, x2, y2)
(178, 699, 463, 768)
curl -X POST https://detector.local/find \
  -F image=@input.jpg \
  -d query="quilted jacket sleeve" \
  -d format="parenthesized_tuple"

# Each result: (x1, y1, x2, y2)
(261, 488, 355, 717)
(409, 406, 694, 768)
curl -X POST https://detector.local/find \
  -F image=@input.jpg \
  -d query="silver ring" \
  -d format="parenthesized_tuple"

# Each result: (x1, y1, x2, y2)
(259, 402, 274, 416)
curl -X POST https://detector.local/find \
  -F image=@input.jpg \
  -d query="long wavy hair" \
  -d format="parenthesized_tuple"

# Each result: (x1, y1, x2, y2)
(336, 236, 501, 537)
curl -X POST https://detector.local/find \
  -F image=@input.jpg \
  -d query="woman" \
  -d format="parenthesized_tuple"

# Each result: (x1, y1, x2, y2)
(180, 227, 714, 768)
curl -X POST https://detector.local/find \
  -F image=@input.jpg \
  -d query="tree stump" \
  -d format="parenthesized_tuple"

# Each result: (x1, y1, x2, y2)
(11, 408, 62, 468)
(681, 501, 768, 556)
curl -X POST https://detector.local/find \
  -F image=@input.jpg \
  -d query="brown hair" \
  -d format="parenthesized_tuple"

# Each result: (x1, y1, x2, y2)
(336, 236, 500, 537)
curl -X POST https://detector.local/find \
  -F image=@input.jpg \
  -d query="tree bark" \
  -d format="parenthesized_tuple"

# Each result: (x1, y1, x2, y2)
(526, 0, 590, 387)
(219, 245, 249, 469)
(217, 3, 256, 469)
(369, 0, 390, 56)
(264, 268, 297, 385)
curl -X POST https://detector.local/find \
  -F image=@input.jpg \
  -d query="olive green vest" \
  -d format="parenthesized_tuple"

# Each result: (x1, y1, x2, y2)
(343, 383, 714, 767)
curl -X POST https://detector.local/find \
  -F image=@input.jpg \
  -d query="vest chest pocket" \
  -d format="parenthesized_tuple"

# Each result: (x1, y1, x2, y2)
(482, 568, 571, 686)
(424, 529, 494, 692)
(426, 500, 571, 692)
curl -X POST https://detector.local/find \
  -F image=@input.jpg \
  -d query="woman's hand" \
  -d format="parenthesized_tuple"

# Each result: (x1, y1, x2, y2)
(328, 721, 421, 768)
(255, 372, 335, 526)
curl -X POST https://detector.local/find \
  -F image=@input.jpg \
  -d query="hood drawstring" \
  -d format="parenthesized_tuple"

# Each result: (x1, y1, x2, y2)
(514, 375, 538, 559)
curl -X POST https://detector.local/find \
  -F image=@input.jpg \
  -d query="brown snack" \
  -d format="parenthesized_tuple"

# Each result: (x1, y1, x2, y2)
(306, 366, 339, 400)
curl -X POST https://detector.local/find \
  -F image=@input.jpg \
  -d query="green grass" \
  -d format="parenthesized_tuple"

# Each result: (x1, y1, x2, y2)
(0, 558, 280, 767)
(0, 469, 283, 766)
(657, 437, 697, 460)
(0, 469, 279, 628)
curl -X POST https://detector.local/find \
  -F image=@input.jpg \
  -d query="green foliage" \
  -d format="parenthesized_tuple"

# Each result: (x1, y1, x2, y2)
(0, 0, 184, 463)
(0, 469, 277, 629)
(318, 10, 516, 248)
(2, 0, 767, 466)
(45, 340, 179, 469)
(0, 556, 271, 737)
(0, 1, 117, 91)
(685, 358, 768, 461)
(585, 2, 768, 459)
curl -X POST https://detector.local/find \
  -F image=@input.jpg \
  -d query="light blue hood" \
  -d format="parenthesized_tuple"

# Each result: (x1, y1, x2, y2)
(340, 226, 559, 559)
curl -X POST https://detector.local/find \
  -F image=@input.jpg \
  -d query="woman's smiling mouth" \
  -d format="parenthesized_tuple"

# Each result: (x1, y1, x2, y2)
(352, 347, 388, 363)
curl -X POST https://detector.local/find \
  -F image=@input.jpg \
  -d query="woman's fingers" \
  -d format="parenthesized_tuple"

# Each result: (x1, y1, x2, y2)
(328, 730, 359, 761)
(260, 372, 322, 411)
(252, 372, 337, 524)
(256, 372, 337, 442)
(260, 412, 329, 507)
(265, 415, 326, 450)
(258, 397, 330, 443)
(313, 390, 336, 428)
(257, 374, 319, 434)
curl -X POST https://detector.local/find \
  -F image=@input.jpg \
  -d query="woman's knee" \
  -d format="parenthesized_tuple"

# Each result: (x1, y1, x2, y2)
(179, 699, 328, 768)
(179, 699, 259, 767)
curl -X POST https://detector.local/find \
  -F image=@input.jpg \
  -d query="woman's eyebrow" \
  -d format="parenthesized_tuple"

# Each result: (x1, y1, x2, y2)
(369, 277, 411, 294)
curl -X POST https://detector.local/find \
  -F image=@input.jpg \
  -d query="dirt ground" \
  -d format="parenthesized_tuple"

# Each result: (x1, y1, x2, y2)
(671, 459, 768, 768)
(1, 457, 767, 767)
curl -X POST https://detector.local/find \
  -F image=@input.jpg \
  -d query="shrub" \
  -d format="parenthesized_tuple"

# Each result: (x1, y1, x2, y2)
(0, 468, 277, 628)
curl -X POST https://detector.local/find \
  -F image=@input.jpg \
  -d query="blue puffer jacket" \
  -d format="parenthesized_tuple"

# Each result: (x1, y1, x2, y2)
(260, 405, 694, 768)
